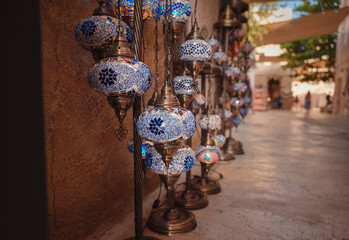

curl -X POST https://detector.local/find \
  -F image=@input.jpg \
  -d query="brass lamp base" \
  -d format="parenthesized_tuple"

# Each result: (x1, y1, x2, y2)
(175, 190, 208, 210)
(223, 137, 244, 155)
(220, 152, 235, 161)
(147, 207, 197, 236)
(191, 177, 221, 195)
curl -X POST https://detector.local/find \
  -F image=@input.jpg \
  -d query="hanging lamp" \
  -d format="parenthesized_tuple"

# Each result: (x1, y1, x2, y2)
(115, 0, 160, 26)
(87, 2, 152, 140)
(75, 0, 133, 61)
(158, 0, 192, 39)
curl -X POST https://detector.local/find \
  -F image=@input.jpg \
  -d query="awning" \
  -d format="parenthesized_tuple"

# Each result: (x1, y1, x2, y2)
(257, 7, 349, 45)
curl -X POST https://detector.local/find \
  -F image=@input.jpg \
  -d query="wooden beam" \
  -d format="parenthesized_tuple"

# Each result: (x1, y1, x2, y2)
(258, 7, 349, 45)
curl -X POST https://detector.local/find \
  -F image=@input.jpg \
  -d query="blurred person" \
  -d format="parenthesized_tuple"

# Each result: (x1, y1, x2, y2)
(326, 94, 333, 113)
(278, 93, 283, 109)
(304, 91, 311, 112)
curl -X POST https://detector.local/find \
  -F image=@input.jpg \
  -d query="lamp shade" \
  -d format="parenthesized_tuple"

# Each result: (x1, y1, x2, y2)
(225, 66, 240, 78)
(230, 97, 244, 107)
(88, 57, 152, 96)
(241, 40, 253, 54)
(180, 39, 212, 62)
(118, 0, 160, 20)
(212, 51, 228, 64)
(242, 97, 252, 105)
(213, 134, 226, 148)
(173, 74, 197, 95)
(158, 0, 191, 23)
(232, 116, 242, 127)
(75, 16, 132, 52)
(233, 82, 247, 92)
(196, 145, 221, 164)
(128, 138, 153, 156)
(238, 107, 248, 118)
(145, 146, 195, 175)
(192, 94, 205, 109)
(199, 114, 222, 131)
(207, 37, 220, 50)
(137, 107, 196, 143)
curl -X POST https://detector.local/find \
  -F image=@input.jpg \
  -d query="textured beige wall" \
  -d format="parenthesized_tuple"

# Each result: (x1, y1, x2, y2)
(41, 1, 164, 239)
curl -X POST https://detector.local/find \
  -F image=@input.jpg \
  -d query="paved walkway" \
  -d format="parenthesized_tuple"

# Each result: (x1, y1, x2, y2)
(100, 110, 349, 240)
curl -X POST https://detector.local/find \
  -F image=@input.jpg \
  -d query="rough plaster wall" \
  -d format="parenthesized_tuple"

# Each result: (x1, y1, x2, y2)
(41, 1, 163, 239)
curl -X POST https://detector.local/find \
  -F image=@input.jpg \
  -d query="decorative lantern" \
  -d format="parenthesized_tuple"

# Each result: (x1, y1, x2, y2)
(232, 0, 249, 14)
(241, 40, 253, 54)
(241, 58, 254, 72)
(145, 145, 195, 175)
(158, 0, 191, 38)
(87, 27, 152, 140)
(207, 36, 220, 50)
(232, 116, 242, 128)
(128, 138, 153, 156)
(233, 28, 246, 41)
(212, 51, 228, 66)
(74, 0, 133, 61)
(180, 22, 212, 79)
(196, 145, 221, 164)
(199, 114, 222, 131)
(117, 0, 160, 24)
(138, 83, 197, 235)
(225, 66, 240, 79)
(213, 133, 226, 148)
(238, 107, 248, 119)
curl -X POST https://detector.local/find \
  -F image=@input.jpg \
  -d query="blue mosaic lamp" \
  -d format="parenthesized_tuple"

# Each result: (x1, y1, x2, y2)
(212, 51, 228, 66)
(213, 133, 226, 148)
(128, 138, 153, 157)
(137, 84, 197, 167)
(232, 116, 242, 128)
(179, 22, 212, 79)
(74, 0, 133, 61)
(173, 73, 197, 95)
(115, 0, 160, 22)
(238, 107, 248, 119)
(87, 27, 152, 140)
(145, 146, 195, 175)
(173, 71, 198, 109)
(158, 0, 191, 38)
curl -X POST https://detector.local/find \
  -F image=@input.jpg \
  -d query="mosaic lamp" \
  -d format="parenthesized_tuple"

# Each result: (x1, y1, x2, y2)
(173, 71, 198, 109)
(137, 83, 197, 166)
(191, 125, 222, 194)
(191, 93, 205, 115)
(196, 145, 221, 164)
(238, 107, 248, 119)
(241, 40, 253, 55)
(233, 28, 246, 42)
(145, 145, 195, 175)
(241, 58, 254, 72)
(180, 22, 212, 79)
(128, 138, 153, 157)
(158, 0, 192, 39)
(199, 114, 222, 132)
(115, 0, 160, 24)
(138, 83, 197, 235)
(232, 116, 242, 128)
(212, 50, 228, 66)
(88, 27, 152, 140)
(75, 0, 133, 61)
(207, 36, 220, 50)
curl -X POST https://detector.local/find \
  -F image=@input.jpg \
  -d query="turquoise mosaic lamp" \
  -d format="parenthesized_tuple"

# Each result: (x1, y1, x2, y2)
(158, 0, 191, 38)
(116, 0, 160, 22)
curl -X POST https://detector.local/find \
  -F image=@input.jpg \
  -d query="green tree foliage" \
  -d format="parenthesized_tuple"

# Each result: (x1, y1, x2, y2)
(280, 0, 339, 82)
(244, 2, 278, 46)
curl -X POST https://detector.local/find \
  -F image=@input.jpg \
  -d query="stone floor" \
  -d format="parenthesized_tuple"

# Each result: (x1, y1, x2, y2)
(100, 110, 349, 240)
